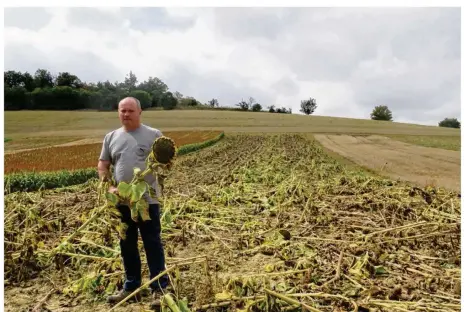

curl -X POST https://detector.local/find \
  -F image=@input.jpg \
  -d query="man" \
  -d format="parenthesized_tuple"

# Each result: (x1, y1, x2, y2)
(97, 97, 169, 307)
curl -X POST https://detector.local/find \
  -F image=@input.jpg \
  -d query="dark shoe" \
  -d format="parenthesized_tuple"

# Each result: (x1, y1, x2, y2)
(107, 289, 141, 304)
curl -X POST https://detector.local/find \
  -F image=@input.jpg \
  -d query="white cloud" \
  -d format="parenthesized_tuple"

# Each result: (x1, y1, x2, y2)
(3, 7, 461, 125)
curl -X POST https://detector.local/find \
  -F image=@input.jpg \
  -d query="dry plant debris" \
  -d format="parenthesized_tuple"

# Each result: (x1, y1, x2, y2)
(4, 134, 461, 312)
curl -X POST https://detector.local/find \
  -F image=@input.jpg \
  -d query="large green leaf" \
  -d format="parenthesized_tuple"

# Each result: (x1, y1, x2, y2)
(137, 199, 151, 221)
(105, 193, 119, 207)
(118, 182, 132, 199)
(131, 181, 148, 202)
(130, 203, 138, 222)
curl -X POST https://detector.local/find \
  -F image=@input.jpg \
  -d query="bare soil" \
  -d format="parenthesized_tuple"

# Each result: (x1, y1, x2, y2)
(315, 134, 461, 192)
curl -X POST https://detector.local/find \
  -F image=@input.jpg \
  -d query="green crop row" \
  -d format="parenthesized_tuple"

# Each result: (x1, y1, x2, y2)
(177, 131, 225, 156)
(4, 132, 225, 193)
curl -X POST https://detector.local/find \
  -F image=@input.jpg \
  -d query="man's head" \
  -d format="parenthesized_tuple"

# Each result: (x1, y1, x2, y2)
(118, 97, 142, 131)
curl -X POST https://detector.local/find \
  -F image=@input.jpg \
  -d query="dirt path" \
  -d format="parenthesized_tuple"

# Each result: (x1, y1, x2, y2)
(315, 134, 461, 192)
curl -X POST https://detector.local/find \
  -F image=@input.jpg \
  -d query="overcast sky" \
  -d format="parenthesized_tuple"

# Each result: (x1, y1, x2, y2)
(4, 7, 461, 125)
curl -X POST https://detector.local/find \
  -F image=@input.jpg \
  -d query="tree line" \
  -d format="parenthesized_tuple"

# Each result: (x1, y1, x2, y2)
(3, 69, 294, 114)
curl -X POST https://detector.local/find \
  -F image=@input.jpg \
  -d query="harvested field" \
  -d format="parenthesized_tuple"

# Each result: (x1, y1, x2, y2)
(384, 134, 461, 151)
(4, 131, 221, 174)
(315, 134, 461, 192)
(4, 134, 461, 312)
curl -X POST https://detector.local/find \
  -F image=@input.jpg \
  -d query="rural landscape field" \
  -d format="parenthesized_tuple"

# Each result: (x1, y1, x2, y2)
(4, 110, 461, 312)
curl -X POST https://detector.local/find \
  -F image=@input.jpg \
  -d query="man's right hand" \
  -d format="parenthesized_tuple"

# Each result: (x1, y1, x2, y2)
(108, 186, 119, 194)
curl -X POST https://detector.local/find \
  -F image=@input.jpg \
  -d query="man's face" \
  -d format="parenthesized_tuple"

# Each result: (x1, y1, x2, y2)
(118, 101, 141, 128)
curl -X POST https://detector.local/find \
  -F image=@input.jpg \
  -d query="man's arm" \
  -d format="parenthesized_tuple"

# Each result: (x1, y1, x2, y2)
(98, 159, 112, 182)
(98, 134, 118, 193)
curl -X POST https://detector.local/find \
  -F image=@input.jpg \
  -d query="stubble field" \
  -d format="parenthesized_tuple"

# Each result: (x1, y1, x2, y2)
(3, 110, 461, 312)
(314, 134, 461, 192)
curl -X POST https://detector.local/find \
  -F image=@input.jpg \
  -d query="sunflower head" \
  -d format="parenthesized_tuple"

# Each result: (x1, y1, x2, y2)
(151, 136, 177, 165)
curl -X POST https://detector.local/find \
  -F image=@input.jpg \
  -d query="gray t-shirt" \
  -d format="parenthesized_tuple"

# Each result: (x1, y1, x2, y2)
(99, 124, 163, 204)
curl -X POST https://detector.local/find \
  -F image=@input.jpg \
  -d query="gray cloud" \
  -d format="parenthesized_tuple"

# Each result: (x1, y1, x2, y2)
(66, 7, 197, 33)
(271, 77, 300, 96)
(4, 8, 52, 30)
(4, 43, 123, 83)
(163, 62, 275, 107)
(213, 8, 298, 40)
(66, 8, 128, 32)
(122, 8, 197, 32)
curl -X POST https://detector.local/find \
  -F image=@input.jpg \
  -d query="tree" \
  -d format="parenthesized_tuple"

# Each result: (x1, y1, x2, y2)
(128, 90, 152, 109)
(267, 105, 276, 113)
(138, 77, 168, 94)
(252, 103, 262, 112)
(4, 70, 25, 88)
(300, 98, 317, 115)
(159, 92, 177, 110)
(438, 118, 460, 129)
(4, 70, 35, 91)
(208, 98, 219, 108)
(151, 90, 164, 107)
(174, 91, 183, 100)
(370, 105, 393, 121)
(21, 72, 35, 92)
(236, 99, 249, 111)
(56, 72, 82, 88)
(236, 97, 257, 111)
(180, 96, 198, 106)
(33, 69, 54, 89)
(276, 107, 291, 114)
(123, 71, 138, 93)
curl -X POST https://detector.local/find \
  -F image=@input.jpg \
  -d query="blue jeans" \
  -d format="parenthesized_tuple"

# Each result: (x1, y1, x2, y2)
(117, 203, 169, 291)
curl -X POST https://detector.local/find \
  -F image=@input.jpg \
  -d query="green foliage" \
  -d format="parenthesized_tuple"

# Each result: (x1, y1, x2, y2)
(4, 168, 98, 193)
(252, 103, 262, 112)
(179, 97, 199, 107)
(371, 105, 393, 121)
(236, 97, 256, 111)
(300, 98, 317, 115)
(275, 107, 292, 114)
(208, 98, 219, 107)
(3, 69, 173, 111)
(4, 132, 225, 193)
(4, 86, 31, 110)
(160, 92, 178, 110)
(438, 118, 460, 129)
(33, 69, 54, 89)
(177, 132, 225, 156)
(56, 72, 82, 88)
(128, 90, 152, 109)
(5, 138, 12, 143)
(138, 76, 168, 94)
(151, 90, 164, 107)
(268, 105, 291, 114)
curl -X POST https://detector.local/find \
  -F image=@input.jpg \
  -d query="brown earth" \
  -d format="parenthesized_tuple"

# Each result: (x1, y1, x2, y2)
(314, 134, 461, 192)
